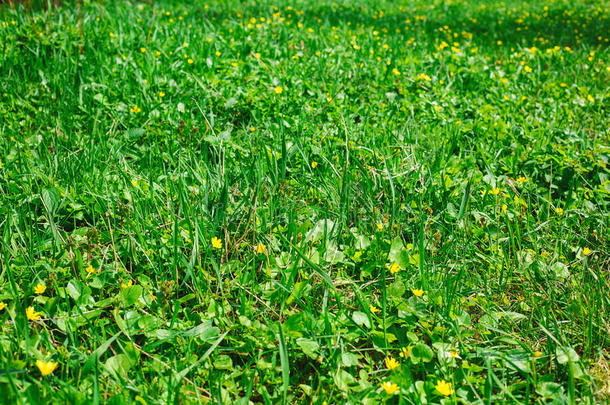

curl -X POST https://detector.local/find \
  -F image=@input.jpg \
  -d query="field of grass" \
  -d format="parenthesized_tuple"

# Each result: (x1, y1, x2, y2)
(0, 0, 609, 403)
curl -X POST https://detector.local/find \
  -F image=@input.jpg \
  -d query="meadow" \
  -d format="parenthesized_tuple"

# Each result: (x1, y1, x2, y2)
(0, 0, 608, 403)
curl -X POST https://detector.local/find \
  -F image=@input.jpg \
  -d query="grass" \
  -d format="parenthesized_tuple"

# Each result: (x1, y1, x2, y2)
(0, 0, 608, 403)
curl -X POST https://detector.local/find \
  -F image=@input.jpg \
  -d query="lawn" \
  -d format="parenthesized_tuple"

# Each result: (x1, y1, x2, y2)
(0, 0, 608, 403)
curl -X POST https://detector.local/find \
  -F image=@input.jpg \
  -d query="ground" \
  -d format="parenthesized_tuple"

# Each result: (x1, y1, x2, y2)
(0, 0, 608, 403)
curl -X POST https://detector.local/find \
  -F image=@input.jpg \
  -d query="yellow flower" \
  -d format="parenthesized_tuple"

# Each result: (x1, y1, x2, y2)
(399, 346, 412, 358)
(369, 305, 380, 313)
(211, 236, 222, 249)
(534, 350, 542, 358)
(436, 380, 454, 396)
(34, 283, 46, 295)
(130, 105, 141, 114)
(450, 350, 461, 359)
(555, 207, 564, 216)
(387, 263, 400, 274)
(411, 289, 424, 297)
(380, 381, 399, 394)
(385, 356, 399, 370)
(587, 95, 594, 103)
(140, 47, 146, 53)
(311, 161, 318, 169)
(273, 86, 283, 94)
(159, 92, 165, 98)
(256, 242, 266, 254)
(0, 302, 7, 311)
(85, 265, 96, 274)
(392, 68, 400, 76)
(36, 360, 58, 376)
(583, 247, 592, 256)
(121, 280, 133, 289)
(416, 73, 431, 81)
(524, 65, 532, 73)
(187, 58, 194, 64)
(26, 306, 41, 321)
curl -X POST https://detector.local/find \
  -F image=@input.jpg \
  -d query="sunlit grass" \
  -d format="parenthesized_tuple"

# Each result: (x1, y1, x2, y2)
(0, 0, 608, 403)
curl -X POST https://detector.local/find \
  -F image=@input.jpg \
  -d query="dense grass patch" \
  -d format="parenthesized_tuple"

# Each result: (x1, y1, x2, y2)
(0, 0, 608, 403)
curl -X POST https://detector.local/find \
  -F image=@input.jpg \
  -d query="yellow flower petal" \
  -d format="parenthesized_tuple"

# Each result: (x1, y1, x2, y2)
(36, 360, 58, 376)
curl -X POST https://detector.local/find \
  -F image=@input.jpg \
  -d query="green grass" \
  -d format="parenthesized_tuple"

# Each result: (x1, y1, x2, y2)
(0, 0, 609, 403)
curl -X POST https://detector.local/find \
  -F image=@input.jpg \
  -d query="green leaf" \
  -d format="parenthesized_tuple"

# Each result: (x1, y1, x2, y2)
(213, 354, 233, 370)
(388, 237, 409, 268)
(550, 262, 569, 279)
(296, 338, 320, 359)
(410, 343, 434, 364)
(556, 346, 579, 364)
(352, 311, 370, 328)
(333, 369, 355, 392)
(119, 285, 142, 307)
(41, 187, 60, 215)
(387, 280, 405, 300)
(105, 354, 133, 377)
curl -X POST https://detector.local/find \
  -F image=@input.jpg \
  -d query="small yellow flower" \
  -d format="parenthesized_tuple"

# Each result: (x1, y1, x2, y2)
(211, 237, 222, 249)
(392, 68, 400, 76)
(587, 94, 594, 103)
(273, 86, 283, 94)
(449, 350, 461, 359)
(36, 360, 58, 376)
(86, 265, 96, 274)
(140, 47, 146, 53)
(26, 306, 41, 321)
(502, 204, 508, 212)
(524, 65, 532, 73)
(121, 280, 133, 289)
(399, 346, 412, 358)
(435, 380, 454, 396)
(387, 263, 400, 274)
(256, 242, 266, 254)
(534, 350, 542, 358)
(411, 289, 424, 297)
(0, 302, 7, 311)
(311, 161, 318, 169)
(385, 356, 400, 370)
(369, 305, 380, 313)
(34, 283, 46, 295)
(555, 207, 564, 216)
(380, 381, 399, 394)
(187, 58, 194, 64)
(159, 92, 165, 98)
(583, 247, 592, 256)
(130, 105, 141, 114)
(416, 73, 431, 81)
(375, 223, 384, 230)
